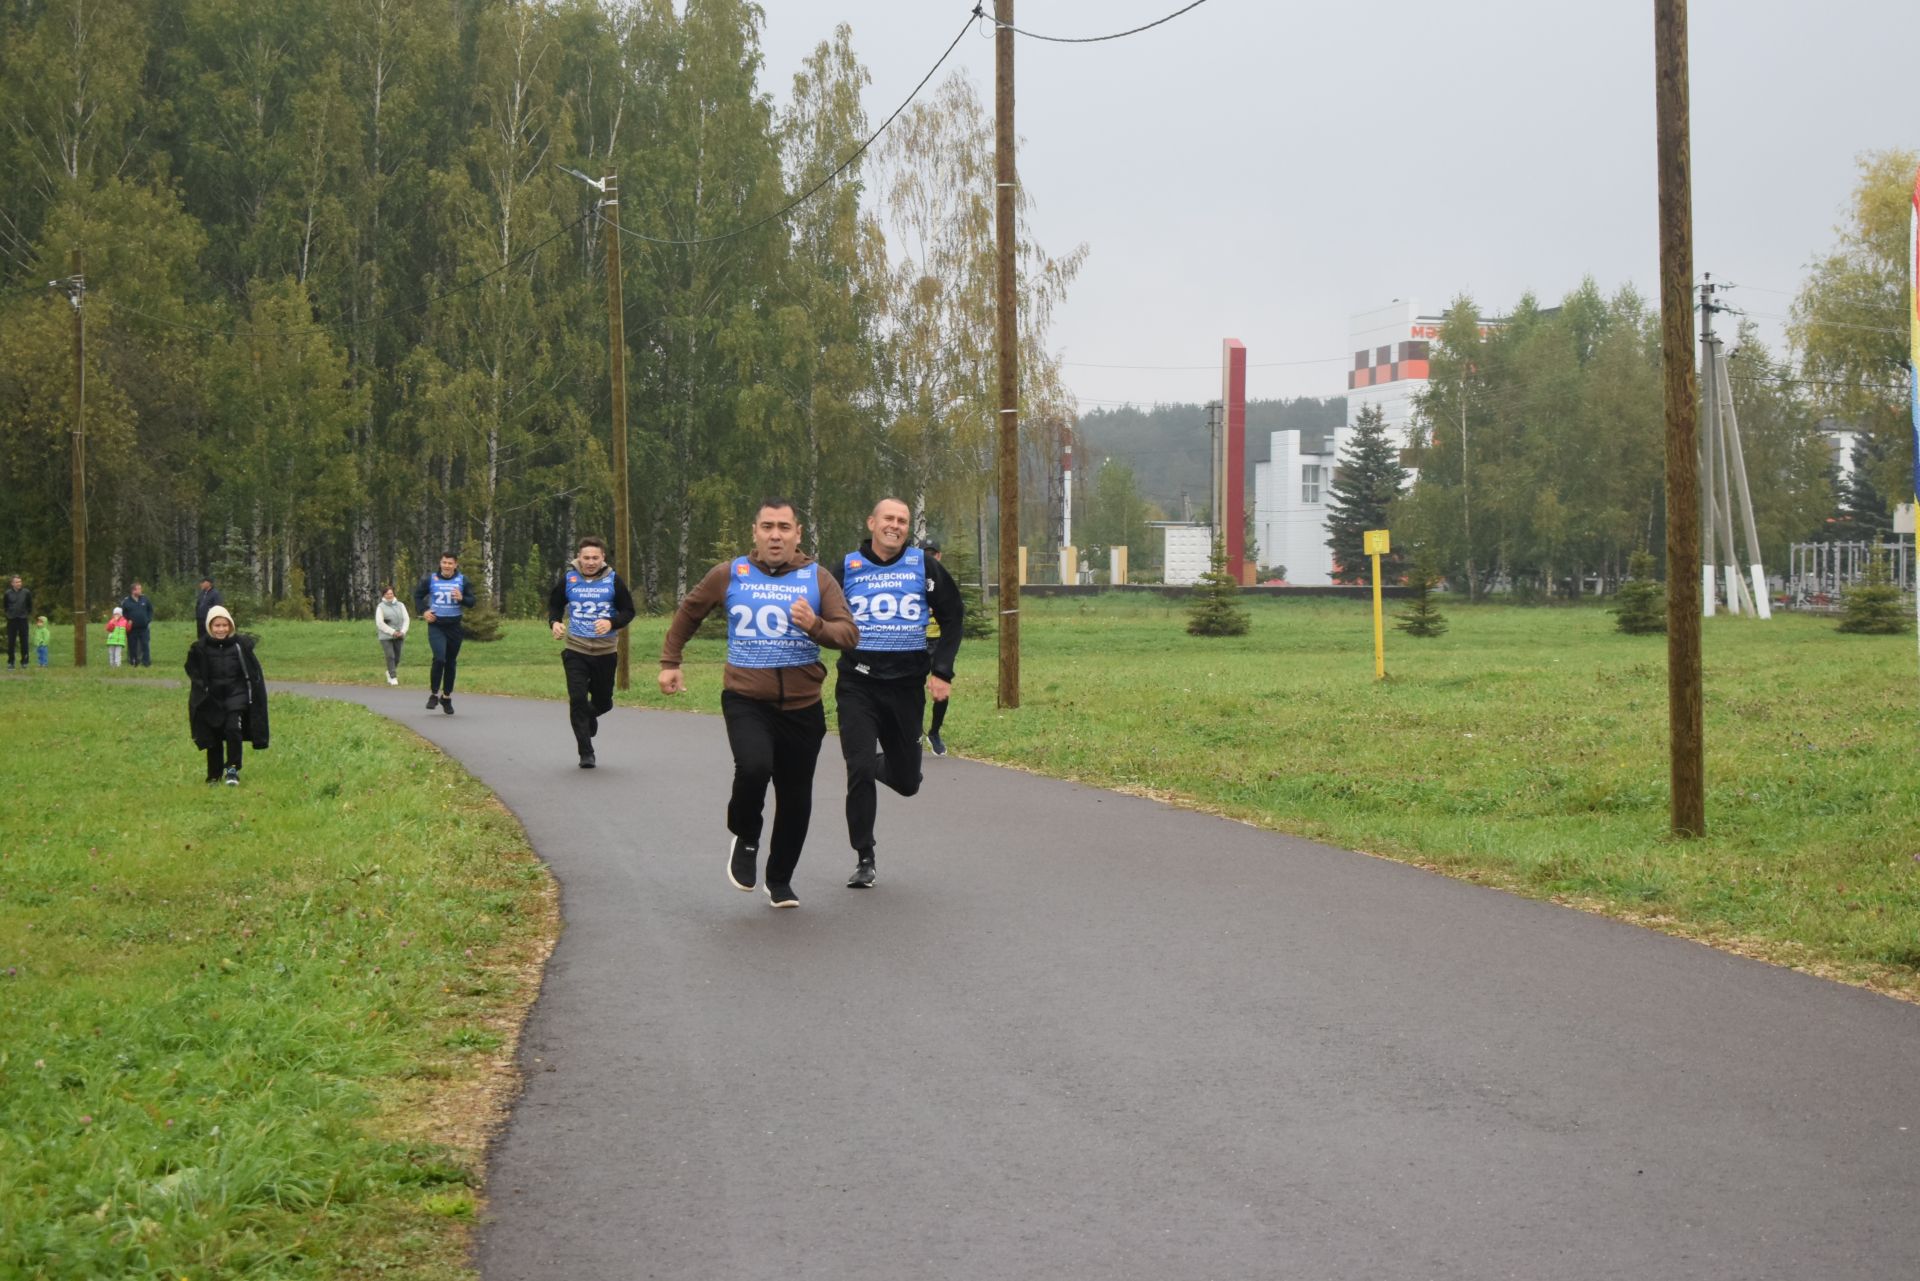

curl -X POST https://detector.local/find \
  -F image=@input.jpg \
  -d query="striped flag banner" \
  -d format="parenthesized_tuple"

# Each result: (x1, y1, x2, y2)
(1910, 165, 1918, 652)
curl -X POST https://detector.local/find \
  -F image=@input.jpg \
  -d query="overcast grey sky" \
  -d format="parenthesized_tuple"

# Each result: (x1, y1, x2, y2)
(756, 1, 1913, 411)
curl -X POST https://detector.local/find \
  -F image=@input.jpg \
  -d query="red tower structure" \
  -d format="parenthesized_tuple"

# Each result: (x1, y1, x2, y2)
(1221, 339, 1248, 583)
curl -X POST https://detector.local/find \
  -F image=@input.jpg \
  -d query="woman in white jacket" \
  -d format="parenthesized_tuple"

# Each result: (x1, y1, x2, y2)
(375, 585, 410, 685)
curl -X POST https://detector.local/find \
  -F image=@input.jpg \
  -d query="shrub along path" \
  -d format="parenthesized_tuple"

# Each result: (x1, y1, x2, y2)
(298, 682, 1920, 1281)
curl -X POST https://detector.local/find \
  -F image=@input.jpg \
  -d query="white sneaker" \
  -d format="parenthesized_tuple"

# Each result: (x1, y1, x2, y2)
(387, 674, 398, 686)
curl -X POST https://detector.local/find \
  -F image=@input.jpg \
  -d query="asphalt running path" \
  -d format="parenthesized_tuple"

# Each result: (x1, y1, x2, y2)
(292, 683, 1920, 1281)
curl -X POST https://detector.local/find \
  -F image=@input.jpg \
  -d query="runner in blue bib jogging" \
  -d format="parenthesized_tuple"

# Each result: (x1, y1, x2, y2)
(659, 498, 860, 908)
(827, 498, 964, 889)
(547, 535, 636, 769)
(413, 552, 469, 714)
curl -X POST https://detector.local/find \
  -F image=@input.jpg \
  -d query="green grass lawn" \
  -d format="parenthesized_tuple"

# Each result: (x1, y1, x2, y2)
(4, 594, 1916, 1272)
(0, 678, 554, 1279)
(33, 596, 1917, 996)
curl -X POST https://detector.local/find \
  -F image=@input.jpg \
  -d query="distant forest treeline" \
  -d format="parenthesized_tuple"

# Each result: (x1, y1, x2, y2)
(0, 0, 1083, 618)
(1074, 397, 1347, 521)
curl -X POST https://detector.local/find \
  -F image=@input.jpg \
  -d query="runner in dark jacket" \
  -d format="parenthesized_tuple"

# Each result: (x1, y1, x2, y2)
(825, 499, 964, 889)
(547, 536, 636, 769)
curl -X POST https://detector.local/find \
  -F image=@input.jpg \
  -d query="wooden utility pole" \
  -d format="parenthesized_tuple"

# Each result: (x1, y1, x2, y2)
(1654, 0, 1704, 836)
(69, 248, 88, 668)
(994, 0, 1020, 708)
(602, 175, 630, 689)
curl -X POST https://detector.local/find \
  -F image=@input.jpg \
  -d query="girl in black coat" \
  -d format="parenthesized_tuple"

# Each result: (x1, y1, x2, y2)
(184, 605, 270, 785)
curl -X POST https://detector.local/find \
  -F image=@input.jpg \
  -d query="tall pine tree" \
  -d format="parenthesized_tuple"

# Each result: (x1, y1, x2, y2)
(1828, 435, 1895, 542)
(1324, 404, 1409, 584)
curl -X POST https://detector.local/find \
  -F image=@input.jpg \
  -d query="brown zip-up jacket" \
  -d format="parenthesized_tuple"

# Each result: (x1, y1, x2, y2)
(660, 552, 859, 710)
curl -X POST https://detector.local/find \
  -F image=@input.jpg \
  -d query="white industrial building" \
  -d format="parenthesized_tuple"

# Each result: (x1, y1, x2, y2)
(1254, 300, 1439, 585)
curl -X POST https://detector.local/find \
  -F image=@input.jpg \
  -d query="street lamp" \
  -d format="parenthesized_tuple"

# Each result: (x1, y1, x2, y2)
(559, 162, 630, 688)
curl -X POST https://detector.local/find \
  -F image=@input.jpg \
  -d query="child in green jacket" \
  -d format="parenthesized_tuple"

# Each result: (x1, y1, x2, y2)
(105, 607, 130, 667)
(32, 616, 49, 667)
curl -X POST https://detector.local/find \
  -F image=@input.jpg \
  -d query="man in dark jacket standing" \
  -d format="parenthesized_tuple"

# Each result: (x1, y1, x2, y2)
(547, 535, 636, 770)
(4, 575, 31, 669)
(194, 577, 224, 641)
(827, 499, 964, 889)
(120, 581, 155, 667)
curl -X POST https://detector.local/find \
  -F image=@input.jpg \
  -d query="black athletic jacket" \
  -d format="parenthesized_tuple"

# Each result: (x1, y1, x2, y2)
(825, 540, 964, 683)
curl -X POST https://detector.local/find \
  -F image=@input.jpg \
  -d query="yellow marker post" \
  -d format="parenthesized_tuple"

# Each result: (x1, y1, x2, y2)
(1364, 529, 1390, 679)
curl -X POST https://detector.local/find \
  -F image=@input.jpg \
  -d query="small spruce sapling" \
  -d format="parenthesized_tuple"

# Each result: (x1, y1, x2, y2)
(1612, 550, 1667, 635)
(1837, 545, 1910, 635)
(1394, 550, 1448, 638)
(1186, 539, 1250, 637)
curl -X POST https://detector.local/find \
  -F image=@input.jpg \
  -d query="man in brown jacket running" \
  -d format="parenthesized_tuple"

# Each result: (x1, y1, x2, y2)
(659, 498, 859, 908)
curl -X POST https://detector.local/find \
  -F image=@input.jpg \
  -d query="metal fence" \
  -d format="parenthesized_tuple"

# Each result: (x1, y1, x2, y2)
(1784, 540, 1915, 610)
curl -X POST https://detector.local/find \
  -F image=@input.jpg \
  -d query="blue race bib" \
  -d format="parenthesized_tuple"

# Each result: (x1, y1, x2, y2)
(724, 560, 822, 668)
(564, 570, 617, 638)
(430, 573, 467, 617)
(842, 547, 927, 653)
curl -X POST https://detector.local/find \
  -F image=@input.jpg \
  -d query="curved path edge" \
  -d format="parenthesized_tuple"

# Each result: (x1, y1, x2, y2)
(289, 683, 1920, 1281)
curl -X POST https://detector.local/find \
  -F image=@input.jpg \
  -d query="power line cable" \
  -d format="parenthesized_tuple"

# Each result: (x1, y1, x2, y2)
(1729, 372, 1908, 394)
(991, 0, 1215, 44)
(1721, 281, 1905, 318)
(1738, 307, 1904, 337)
(603, 11, 974, 249)
(106, 214, 587, 341)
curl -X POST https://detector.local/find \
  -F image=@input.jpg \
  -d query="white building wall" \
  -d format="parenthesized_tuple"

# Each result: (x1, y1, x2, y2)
(1162, 525, 1212, 586)
(1257, 429, 1336, 585)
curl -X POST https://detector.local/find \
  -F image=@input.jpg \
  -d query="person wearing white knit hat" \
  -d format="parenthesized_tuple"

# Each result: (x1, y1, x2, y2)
(184, 605, 271, 785)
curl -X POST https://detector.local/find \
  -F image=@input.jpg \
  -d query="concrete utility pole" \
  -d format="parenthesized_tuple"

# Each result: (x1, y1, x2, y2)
(994, 0, 1020, 709)
(1460, 379, 1474, 601)
(602, 174, 631, 689)
(68, 249, 88, 668)
(1654, 0, 1705, 837)
(1206, 400, 1223, 548)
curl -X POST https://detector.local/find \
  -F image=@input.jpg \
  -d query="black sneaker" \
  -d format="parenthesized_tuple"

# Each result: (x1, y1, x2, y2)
(727, 836, 757, 892)
(440, 696, 454, 715)
(765, 882, 799, 908)
(588, 714, 599, 738)
(928, 731, 946, 757)
(223, 766, 240, 787)
(847, 850, 876, 889)
(578, 751, 596, 769)
(426, 693, 440, 710)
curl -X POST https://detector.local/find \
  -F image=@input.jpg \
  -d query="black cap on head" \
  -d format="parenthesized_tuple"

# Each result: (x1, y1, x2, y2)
(921, 539, 941, 554)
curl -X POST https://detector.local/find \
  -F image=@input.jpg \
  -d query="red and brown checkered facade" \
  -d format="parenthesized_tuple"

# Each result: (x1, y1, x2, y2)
(1347, 339, 1431, 389)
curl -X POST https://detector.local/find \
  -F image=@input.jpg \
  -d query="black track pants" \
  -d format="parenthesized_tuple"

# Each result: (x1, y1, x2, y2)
(427, 621, 464, 694)
(204, 709, 244, 778)
(720, 690, 826, 887)
(562, 648, 618, 756)
(836, 672, 925, 853)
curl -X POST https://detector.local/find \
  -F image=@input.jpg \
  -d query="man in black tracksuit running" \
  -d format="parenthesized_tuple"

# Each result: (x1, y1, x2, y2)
(546, 535, 635, 769)
(828, 497, 963, 889)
